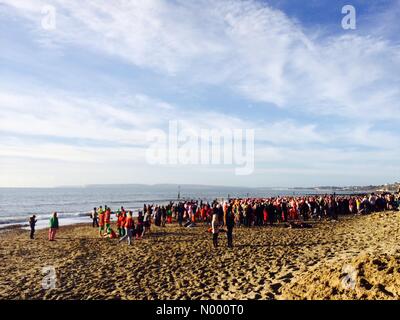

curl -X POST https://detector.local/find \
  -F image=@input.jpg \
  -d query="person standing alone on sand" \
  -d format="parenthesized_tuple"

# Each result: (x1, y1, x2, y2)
(48, 212, 59, 241)
(211, 207, 219, 248)
(224, 204, 235, 248)
(98, 208, 105, 237)
(117, 209, 126, 237)
(136, 211, 144, 239)
(119, 211, 134, 245)
(104, 207, 111, 232)
(29, 215, 37, 239)
(143, 209, 151, 237)
(91, 207, 99, 228)
(177, 203, 184, 227)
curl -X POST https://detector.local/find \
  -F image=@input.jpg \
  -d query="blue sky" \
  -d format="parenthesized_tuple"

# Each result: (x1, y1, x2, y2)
(0, 0, 399, 187)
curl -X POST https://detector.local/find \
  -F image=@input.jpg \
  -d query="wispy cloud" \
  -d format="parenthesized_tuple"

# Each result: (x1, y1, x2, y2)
(3, 0, 399, 117)
(0, 0, 399, 186)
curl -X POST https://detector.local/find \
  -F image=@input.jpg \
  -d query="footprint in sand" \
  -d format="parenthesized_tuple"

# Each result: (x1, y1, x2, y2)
(270, 282, 282, 294)
(264, 292, 275, 299)
(278, 272, 294, 283)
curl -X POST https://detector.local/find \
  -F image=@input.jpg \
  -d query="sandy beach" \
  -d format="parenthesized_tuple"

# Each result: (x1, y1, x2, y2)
(0, 211, 399, 300)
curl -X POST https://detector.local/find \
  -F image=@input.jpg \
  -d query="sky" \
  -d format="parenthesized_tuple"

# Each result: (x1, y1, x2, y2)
(0, 0, 400, 188)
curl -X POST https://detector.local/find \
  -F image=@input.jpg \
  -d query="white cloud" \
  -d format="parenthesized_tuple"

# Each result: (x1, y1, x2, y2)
(1, 86, 399, 184)
(257, 120, 325, 145)
(0, 91, 156, 145)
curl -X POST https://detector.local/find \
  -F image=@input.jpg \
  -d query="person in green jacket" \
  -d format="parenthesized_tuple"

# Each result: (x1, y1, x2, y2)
(48, 212, 59, 241)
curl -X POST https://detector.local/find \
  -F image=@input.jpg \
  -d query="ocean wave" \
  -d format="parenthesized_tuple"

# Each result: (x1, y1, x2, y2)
(102, 198, 178, 205)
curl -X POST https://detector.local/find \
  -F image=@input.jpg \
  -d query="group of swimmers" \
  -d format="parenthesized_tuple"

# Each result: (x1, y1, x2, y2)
(89, 192, 399, 247)
(89, 202, 235, 247)
(90, 205, 152, 245)
(167, 193, 399, 228)
(28, 192, 399, 246)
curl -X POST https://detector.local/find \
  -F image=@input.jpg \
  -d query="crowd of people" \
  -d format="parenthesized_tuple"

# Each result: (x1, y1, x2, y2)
(88, 205, 153, 245)
(85, 192, 399, 247)
(28, 192, 399, 246)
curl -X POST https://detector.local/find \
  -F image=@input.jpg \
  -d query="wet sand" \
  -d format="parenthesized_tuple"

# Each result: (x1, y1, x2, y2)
(0, 211, 399, 300)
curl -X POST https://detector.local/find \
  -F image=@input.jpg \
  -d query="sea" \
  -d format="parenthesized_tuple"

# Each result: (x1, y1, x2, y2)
(0, 184, 363, 230)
